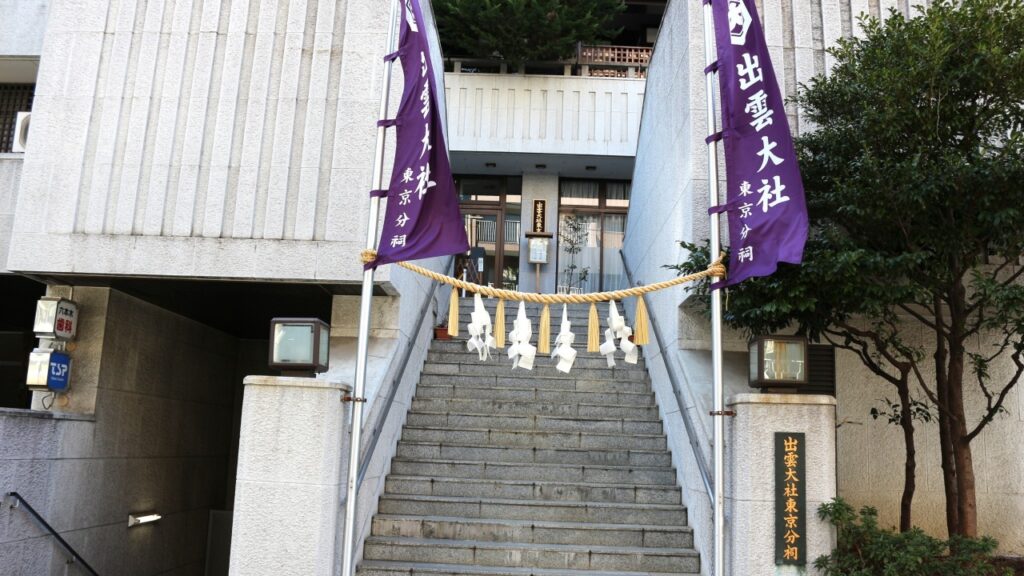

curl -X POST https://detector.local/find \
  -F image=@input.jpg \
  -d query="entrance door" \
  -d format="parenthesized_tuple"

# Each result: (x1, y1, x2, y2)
(457, 209, 502, 288)
(456, 207, 522, 290)
(455, 177, 523, 290)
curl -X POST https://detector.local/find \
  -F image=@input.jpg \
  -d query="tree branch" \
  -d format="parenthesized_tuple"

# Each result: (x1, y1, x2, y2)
(965, 349, 1023, 443)
(898, 303, 939, 332)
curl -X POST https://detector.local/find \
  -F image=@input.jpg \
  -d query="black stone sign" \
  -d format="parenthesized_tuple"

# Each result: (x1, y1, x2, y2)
(775, 432, 806, 565)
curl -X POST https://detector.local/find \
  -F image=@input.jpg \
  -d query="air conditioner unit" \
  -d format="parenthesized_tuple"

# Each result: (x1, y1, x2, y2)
(12, 112, 31, 153)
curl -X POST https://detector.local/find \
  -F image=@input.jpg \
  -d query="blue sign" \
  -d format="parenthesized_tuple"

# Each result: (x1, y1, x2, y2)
(47, 352, 71, 392)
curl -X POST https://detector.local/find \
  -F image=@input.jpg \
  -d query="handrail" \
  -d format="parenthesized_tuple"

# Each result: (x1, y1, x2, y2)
(354, 255, 455, 490)
(619, 250, 715, 504)
(6, 491, 100, 575)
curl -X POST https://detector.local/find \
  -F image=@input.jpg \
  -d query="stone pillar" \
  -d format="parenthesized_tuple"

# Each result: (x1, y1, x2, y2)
(519, 172, 560, 294)
(726, 393, 837, 576)
(229, 376, 353, 576)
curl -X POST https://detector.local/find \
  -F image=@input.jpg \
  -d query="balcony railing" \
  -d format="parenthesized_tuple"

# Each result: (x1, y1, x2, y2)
(446, 44, 652, 79)
(578, 45, 652, 67)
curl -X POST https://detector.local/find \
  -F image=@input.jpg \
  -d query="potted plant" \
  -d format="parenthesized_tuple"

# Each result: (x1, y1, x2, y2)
(434, 323, 452, 340)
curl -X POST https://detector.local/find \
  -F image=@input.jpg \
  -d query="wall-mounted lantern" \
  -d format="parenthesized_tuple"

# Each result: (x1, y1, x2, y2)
(128, 513, 161, 527)
(269, 318, 330, 376)
(749, 335, 808, 389)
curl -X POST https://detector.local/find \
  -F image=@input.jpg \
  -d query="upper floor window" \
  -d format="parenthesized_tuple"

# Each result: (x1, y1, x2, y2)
(0, 84, 34, 153)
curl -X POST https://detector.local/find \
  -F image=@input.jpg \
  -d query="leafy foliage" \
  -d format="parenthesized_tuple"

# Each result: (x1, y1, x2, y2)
(871, 397, 934, 425)
(814, 499, 1010, 576)
(434, 0, 625, 64)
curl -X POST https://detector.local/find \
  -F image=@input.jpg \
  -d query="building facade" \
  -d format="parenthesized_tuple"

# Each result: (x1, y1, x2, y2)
(623, 0, 1024, 567)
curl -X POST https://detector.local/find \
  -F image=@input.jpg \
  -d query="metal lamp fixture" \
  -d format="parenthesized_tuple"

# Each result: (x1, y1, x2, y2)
(127, 513, 161, 527)
(748, 335, 808, 389)
(269, 318, 330, 376)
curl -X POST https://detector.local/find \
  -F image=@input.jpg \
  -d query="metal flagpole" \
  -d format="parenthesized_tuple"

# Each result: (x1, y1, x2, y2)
(341, 2, 399, 575)
(700, 0, 727, 575)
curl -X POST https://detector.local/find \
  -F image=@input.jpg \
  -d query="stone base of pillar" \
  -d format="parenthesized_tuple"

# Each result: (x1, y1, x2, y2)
(229, 376, 352, 576)
(726, 393, 837, 576)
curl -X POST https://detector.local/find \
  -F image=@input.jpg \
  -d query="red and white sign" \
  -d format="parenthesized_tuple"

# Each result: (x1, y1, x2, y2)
(34, 297, 78, 341)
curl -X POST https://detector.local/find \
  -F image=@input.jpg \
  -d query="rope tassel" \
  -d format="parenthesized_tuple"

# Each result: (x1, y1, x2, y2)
(588, 303, 600, 353)
(447, 287, 459, 337)
(633, 296, 650, 346)
(494, 299, 506, 348)
(538, 304, 551, 355)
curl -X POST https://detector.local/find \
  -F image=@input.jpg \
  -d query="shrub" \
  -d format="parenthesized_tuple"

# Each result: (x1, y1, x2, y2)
(814, 499, 1010, 576)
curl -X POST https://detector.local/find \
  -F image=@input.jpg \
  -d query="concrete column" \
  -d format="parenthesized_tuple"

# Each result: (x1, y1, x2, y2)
(229, 376, 353, 576)
(519, 172, 559, 294)
(726, 393, 837, 576)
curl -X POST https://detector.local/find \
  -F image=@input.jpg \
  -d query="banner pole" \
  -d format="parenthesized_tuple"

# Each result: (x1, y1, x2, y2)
(701, 1, 727, 575)
(341, 2, 399, 576)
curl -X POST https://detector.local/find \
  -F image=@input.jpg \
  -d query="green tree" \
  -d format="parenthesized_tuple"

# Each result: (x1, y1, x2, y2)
(434, 0, 624, 64)
(673, 0, 1024, 538)
(559, 214, 591, 291)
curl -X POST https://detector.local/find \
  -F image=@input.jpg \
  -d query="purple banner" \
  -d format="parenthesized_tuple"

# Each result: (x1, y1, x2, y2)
(710, 0, 807, 286)
(369, 0, 469, 269)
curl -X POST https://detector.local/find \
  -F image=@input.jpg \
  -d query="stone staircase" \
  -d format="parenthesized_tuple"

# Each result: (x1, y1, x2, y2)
(357, 301, 700, 576)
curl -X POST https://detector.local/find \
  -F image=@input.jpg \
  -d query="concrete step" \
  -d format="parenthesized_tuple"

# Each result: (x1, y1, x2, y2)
(362, 537, 700, 573)
(428, 350, 647, 370)
(359, 560, 698, 576)
(376, 494, 687, 526)
(395, 441, 672, 467)
(359, 297, 698, 576)
(415, 383, 655, 407)
(419, 373, 652, 394)
(410, 398, 661, 420)
(401, 425, 667, 451)
(405, 411, 664, 435)
(370, 515, 694, 549)
(422, 360, 649, 381)
(385, 476, 681, 505)
(390, 458, 678, 485)
(431, 339, 645, 361)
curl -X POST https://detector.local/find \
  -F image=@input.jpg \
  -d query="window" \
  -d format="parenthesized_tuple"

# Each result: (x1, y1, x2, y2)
(0, 84, 34, 153)
(557, 180, 630, 293)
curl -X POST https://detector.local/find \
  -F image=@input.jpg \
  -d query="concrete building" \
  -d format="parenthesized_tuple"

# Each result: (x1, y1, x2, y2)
(0, 0, 1019, 575)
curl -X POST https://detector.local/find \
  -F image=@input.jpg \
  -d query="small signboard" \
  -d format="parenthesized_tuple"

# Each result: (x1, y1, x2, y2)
(47, 351, 72, 392)
(533, 200, 546, 233)
(26, 349, 72, 392)
(33, 297, 78, 341)
(528, 237, 549, 264)
(775, 432, 806, 565)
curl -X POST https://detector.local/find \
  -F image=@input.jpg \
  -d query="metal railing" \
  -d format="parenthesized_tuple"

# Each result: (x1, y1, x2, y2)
(348, 255, 454, 494)
(5, 492, 100, 575)
(619, 250, 714, 504)
(468, 219, 521, 245)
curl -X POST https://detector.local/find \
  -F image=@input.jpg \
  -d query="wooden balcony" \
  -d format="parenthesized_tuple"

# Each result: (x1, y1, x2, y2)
(446, 45, 652, 79)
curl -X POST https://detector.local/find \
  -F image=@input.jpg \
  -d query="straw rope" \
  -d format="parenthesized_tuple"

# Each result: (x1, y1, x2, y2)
(360, 250, 726, 302)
